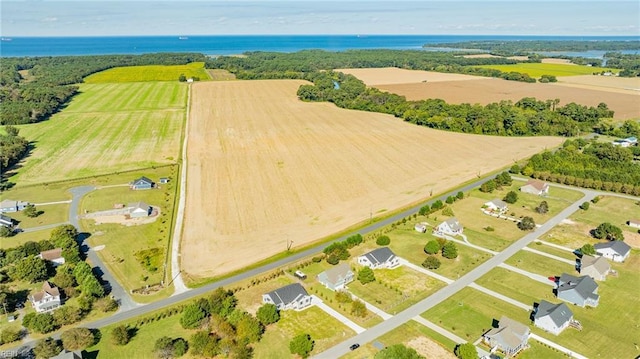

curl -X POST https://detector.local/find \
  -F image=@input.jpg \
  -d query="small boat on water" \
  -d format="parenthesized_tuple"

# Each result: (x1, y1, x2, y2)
(1, 37, 12, 42)
(178, 36, 188, 40)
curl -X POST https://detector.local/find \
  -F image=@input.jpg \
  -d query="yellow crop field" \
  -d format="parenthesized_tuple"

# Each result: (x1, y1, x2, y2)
(84, 62, 209, 83)
(181, 79, 563, 279)
(474, 63, 619, 78)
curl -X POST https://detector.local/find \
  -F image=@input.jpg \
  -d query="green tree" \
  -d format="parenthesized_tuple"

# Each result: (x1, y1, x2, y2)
(535, 200, 549, 214)
(256, 303, 280, 325)
(518, 216, 536, 231)
(418, 205, 430, 216)
(189, 331, 220, 357)
(456, 191, 465, 200)
(28, 313, 57, 334)
(61, 327, 95, 351)
(580, 244, 596, 256)
(442, 241, 458, 259)
(10, 255, 48, 283)
(0, 327, 21, 344)
(80, 274, 105, 298)
(172, 338, 188, 357)
(111, 325, 131, 346)
(594, 222, 624, 241)
(33, 337, 62, 359)
(0, 226, 14, 238)
(180, 303, 207, 329)
(376, 235, 391, 246)
(445, 196, 455, 204)
(53, 305, 83, 326)
(357, 266, 375, 284)
(424, 240, 441, 255)
(289, 333, 314, 358)
(50, 224, 78, 244)
(510, 164, 521, 174)
(503, 191, 518, 204)
(155, 336, 175, 359)
(422, 256, 441, 269)
(480, 180, 497, 193)
(23, 204, 40, 218)
(350, 299, 367, 317)
(52, 264, 77, 288)
(235, 312, 264, 344)
(455, 343, 478, 359)
(375, 344, 425, 359)
(579, 201, 590, 210)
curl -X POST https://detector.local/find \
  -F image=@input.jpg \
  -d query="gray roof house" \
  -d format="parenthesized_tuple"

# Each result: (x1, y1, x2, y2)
(0, 199, 29, 213)
(557, 273, 599, 307)
(127, 201, 152, 218)
(52, 350, 82, 359)
(594, 241, 631, 263)
(130, 176, 154, 190)
(30, 281, 62, 313)
(533, 300, 574, 335)
(579, 255, 610, 281)
(435, 217, 463, 236)
(484, 199, 508, 213)
(482, 316, 530, 357)
(357, 247, 400, 269)
(0, 214, 14, 228)
(262, 283, 312, 311)
(317, 263, 354, 291)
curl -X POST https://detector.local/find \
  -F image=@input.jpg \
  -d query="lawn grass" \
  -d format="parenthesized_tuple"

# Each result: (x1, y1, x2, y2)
(504, 250, 575, 278)
(84, 62, 209, 83)
(528, 241, 579, 261)
(81, 167, 178, 295)
(9, 203, 69, 229)
(12, 82, 185, 185)
(474, 63, 619, 78)
(233, 275, 297, 314)
(1, 229, 50, 249)
(475, 267, 556, 306)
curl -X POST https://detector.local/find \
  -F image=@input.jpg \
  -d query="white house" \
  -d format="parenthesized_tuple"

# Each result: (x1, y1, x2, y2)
(414, 223, 427, 233)
(38, 248, 66, 267)
(482, 316, 530, 357)
(594, 241, 631, 263)
(317, 263, 354, 291)
(483, 199, 508, 214)
(30, 281, 62, 313)
(627, 219, 640, 229)
(533, 300, 573, 335)
(127, 201, 152, 218)
(520, 179, 549, 196)
(262, 283, 312, 311)
(435, 218, 463, 236)
(357, 247, 400, 269)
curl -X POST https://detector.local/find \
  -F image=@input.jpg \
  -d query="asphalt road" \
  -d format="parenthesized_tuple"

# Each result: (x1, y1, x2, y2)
(314, 188, 598, 358)
(68, 186, 138, 311)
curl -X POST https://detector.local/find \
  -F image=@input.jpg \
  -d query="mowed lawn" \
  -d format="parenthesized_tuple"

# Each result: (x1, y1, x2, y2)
(14, 82, 186, 184)
(84, 62, 209, 83)
(474, 63, 619, 78)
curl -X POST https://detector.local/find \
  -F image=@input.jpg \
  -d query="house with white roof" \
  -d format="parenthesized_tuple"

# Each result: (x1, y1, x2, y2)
(317, 263, 354, 291)
(435, 218, 463, 236)
(484, 199, 508, 214)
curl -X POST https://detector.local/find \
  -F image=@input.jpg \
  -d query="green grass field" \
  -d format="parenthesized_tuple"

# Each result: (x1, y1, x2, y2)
(84, 62, 209, 83)
(474, 63, 619, 78)
(505, 250, 575, 278)
(475, 267, 556, 306)
(13, 82, 185, 185)
(9, 203, 69, 229)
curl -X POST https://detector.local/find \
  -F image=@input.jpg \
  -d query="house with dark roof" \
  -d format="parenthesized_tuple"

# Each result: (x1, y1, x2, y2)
(30, 281, 62, 313)
(533, 300, 573, 335)
(262, 283, 312, 311)
(435, 218, 463, 236)
(579, 255, 610, 281)
(556, 273, 599, 307)
(127, 201, 152, 218)
(357, 247, 400, 269)
(317, 263, 354, 291)
(483, 199, 508, 214)
(520, 179, 549, 196)
(38, 248, 65, 267)
(0, 199, 30, 213)
(594, 240, 631, 263)
(52, 350, 82, 359)
(0, 214, 14, 228)
(130, 176, 155, 190)
(482, 316, 530, 357)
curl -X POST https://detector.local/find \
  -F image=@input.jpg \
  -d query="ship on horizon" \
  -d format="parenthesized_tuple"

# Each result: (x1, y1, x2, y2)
(178, 36, 188, 40)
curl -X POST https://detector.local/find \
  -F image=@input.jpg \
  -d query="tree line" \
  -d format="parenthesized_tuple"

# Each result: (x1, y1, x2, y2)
(0, 125, 29, 189)
(422, 40, 640, 55)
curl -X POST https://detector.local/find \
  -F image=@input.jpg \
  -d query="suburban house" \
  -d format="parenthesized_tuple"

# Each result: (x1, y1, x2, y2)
(0, 199, 30, 213)
(317, 263, 354, 291)
(262, 283, 312, 311)
(357, 247, 400, 269)
(556, 273, 599, 307)
(533, 300, 574, 335)
(594, 240, 631, 263)
(0, 214, 14, 228)
(482, 316, 530, 357)
(612, 136, 637, 147)
(435, 218, 463, 236)
(414, 222, 427, 233)
(627, 219, 640, 229)
(579, 255, 610, 281)
(130, 176, 155, 190)
(484, 199, 509, 214)
(30, 281, 62, 313)
(38, 248, 66, 267)
(51, 350, 82, 359)
(519, 179, 549, 196)
(127, 201, 152, 218)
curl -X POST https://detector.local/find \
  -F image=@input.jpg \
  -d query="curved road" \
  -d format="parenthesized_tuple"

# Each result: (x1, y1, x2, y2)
(69, 186, 138, 311)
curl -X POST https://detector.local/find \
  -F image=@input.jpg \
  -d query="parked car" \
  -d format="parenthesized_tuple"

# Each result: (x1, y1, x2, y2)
(294, 270, 307, 280)
(349, 343, 360, 351)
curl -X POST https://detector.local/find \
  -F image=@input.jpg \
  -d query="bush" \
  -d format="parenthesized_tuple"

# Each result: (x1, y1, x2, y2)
(61, 327, 95, 351)
(442, 241, 458, 259)
(180, 304, 206, 329)
(326, 254, 339, 265)
(0, 327, 21, 344)
(33, 337, 62, 359)
(518, 216, 536, 231)
(483, 226, 494, 232)
(580, 244, 596, 256)
(357, 267, 375, 284)
(442, 206, 454, 217)
(311, 256, 323, 263)
(350, 299, 367, 317)
(290, 333, 314, 358)
(111, 325, 131, 346)
(335, 291, 353, 304)
(256, 303, 280, 325)
(503, 191, 518, 204)
(509, 164, 521, 174)
(424, 240, 440, 255)
(422, 256, 441, 269)
(376, 235, 390, 246)
(456, 191, 464, 200)
(579, 201, 590, 210)
(535, 200, 549, 214)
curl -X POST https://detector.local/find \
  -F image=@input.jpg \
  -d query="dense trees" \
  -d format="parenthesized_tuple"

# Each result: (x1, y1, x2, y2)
(33, 337, 62, 359)
(357, 266, 376, 284)
(289, 333, 314, 358)
(423, 40, 640, 54)
(0, 125, 29, 189)
(180, 303, 207, 329)
(594, 223, 624, 241)
(9, 255, 48, 283)
(580, 244, 596, 256)
(518, 217, 536, 231)
(61, 327, 95, 351)
(422, 256, 441, 269)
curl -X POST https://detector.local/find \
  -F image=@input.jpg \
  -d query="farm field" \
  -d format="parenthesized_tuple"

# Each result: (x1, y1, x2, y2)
(474, 62, 619, 78)
(335, 67, 488, 85)
(84, 62, 209, 83)
(555, 74, 640, 96)
(13, 82, 186, 185)
(182, 79, 562, 279)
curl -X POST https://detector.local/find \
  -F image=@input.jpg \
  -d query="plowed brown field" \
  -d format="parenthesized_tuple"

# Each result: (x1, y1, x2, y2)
(182, 80, 562, 279)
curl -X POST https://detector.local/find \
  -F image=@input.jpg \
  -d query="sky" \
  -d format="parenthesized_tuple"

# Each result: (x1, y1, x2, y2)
(1, 1, 639, 37)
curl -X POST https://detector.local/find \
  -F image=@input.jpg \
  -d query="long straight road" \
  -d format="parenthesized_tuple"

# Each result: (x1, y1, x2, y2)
(313, 189, 597, 358)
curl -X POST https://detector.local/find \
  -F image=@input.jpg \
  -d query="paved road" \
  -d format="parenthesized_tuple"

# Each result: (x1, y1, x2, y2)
(314, 189, 597, 358)
(68, 186, 138, 311)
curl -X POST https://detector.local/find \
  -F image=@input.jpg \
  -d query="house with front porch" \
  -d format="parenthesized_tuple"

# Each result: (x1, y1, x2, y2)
(317, 263, 354, 291)
(482, 316, 530, 357)
(30, 281, 62, 313)
(357, 247, 400, 269)
(262, 283, 312, 311)
(435, 218, 463, 236)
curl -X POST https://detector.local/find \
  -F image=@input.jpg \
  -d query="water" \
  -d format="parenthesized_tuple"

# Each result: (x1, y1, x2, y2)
(1, 35, 638, 58)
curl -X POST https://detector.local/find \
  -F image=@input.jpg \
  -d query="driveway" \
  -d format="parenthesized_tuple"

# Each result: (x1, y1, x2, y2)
(311, 295, 365, 334)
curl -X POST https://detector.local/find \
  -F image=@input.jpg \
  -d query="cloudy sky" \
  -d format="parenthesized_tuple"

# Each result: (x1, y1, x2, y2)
(2, 1, 639, 37)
